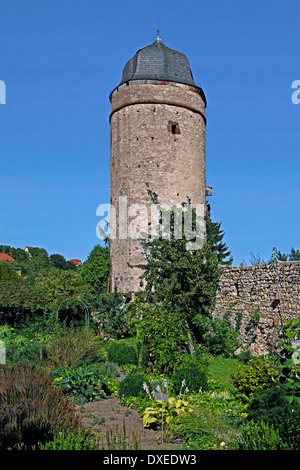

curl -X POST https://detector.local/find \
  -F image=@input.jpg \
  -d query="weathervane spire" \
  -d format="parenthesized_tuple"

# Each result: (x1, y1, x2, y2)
(155, 28, 162, 44)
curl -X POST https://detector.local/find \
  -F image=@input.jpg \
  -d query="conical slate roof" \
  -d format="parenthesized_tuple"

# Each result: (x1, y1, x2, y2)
(119, 32, 196, 87)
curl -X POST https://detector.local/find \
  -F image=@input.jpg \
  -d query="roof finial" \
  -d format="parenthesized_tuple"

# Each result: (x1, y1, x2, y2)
(155, 28, 162, 44)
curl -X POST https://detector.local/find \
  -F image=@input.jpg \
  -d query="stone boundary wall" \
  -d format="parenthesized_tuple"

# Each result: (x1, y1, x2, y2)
(212, 261, 300, 355)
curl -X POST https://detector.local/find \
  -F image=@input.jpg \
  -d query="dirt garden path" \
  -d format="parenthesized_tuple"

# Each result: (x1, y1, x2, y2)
(76, 397, 183, 451)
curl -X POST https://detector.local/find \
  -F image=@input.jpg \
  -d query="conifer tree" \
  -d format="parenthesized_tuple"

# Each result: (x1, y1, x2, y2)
(205, 218, 233, 265)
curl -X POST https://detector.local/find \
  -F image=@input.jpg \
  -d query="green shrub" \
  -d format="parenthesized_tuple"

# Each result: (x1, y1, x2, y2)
(195, 312, 241, 356)
(246, 386, 300, 449)
(8, 342, 42, 367)
(107, 341, 138, 366)
(0, 365, 80, 450)
(172, 356, 208, 395)
(45, 327, 103, 369)
(231, 420, 282, 450)
(40, 428, 97, 450)
(231, 356, 277, 400)
(236, 350, 254, 364)
(93, 360, 121, 379)
(247, 386, 297, 424)
(172, 406, 238, 450)
(52, 363, 111, 404)
(118, 373, 147, 398)
(142, 397, 192, 429)
(133, 300, 190, 374)
(0, 325, 42, 367)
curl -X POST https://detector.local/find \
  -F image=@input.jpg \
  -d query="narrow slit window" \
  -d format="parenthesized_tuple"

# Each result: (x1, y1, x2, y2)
(168, 121, 180, 135)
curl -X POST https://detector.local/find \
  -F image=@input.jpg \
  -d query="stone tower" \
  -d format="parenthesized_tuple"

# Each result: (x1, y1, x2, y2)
(109, 32, 207, 293)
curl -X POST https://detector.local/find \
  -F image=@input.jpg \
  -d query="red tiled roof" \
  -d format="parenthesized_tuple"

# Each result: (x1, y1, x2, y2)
(69, 259, 83, 265)
(0, 253, 16, 263)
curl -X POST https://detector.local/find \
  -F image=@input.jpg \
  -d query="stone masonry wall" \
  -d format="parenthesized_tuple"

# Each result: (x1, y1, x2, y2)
(212, 261, 300, 355)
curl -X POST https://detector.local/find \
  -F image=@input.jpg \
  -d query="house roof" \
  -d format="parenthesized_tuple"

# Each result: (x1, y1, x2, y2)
(69, 259, 83, 265)
(0, 253, 16, 263)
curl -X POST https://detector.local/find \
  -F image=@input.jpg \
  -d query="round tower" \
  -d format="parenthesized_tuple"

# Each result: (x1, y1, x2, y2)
(109, 32, 207, 293)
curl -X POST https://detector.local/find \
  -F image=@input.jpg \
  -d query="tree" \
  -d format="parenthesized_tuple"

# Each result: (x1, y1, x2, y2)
(0, 274, 38, 321)
(80, 245, 110, 305)
(135, 191, 222, 339)
(50, 254, 68, 270)
(206, 218, 233, 265)
(289, 248, 300, 261)
(0, 262, 19, 282)
(270, 247, 300, 262)
(34, 268, 86, 317)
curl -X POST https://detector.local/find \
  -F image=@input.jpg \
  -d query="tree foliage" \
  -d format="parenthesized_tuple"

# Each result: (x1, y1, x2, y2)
(127, 191, 233, 370)
(136, 192, 224, 331)
(270, 246, 300, 262)
(80, 244, 110, 304)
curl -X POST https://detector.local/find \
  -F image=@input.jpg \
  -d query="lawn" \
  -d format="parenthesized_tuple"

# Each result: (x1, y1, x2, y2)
(207, 356, 243, 387)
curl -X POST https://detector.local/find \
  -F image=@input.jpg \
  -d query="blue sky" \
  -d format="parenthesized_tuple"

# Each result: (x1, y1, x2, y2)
(0, 0, 299, 266)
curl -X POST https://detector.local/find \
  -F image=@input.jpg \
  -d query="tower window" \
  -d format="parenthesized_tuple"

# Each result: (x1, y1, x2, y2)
(168, 121, 180, 135)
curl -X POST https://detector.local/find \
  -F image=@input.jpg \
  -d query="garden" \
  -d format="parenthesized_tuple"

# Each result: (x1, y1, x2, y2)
(1, 316, 300, 451)
(1, 201, 300, 451)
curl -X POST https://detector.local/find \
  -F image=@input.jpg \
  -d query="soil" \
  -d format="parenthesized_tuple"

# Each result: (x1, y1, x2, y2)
(76, 397, 183, 451)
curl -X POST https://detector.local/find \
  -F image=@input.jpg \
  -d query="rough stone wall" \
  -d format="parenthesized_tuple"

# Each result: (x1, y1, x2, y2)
(213, 261, 300, 355)
(110, 80, 206, 293)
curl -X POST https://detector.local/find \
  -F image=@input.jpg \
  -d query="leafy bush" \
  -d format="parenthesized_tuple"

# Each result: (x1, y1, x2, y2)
(231, 420, 282, 450)
(231, 356, 277, 400)
(246, 386, 300, 449)
(172, 406, 239, 450)
(93, 360, 121, 379)
(8, 342, 42, 367)
(118, 373, 147, 398)
(52, 363, 111, 404)
(95, 291, 130, 338)
(0, 325, 42, 367)
(45, 327, 103, 369)
(195, 312, 241, 356)
(0, 365, 80, 450)
(142, 397, 192, 429)
(247, 386, 298, 424)
(107, 341, 138, 366)
(172, 356, 208, 395)
(40, 428, 97, 450)
(236, 349, 254, 364)
(134, 300, 190, 374)
(274, 318, 300, 403)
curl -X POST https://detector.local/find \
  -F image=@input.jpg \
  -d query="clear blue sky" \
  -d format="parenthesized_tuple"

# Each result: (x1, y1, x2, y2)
(0, 0, 299, 266)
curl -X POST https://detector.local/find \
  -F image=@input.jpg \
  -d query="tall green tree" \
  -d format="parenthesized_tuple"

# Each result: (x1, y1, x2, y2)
(34, 268, 86, 316)
(0, 262, 19, 282)
(49, 254, 77, 270)
(0, 273, 38, 320)
(80, 245, 110, 305)
(206, 218, 233, 265)
(136, 192, 222, 337)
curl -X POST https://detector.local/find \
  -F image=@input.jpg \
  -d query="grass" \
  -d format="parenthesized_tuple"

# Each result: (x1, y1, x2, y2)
(207, 356, 243, 387)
